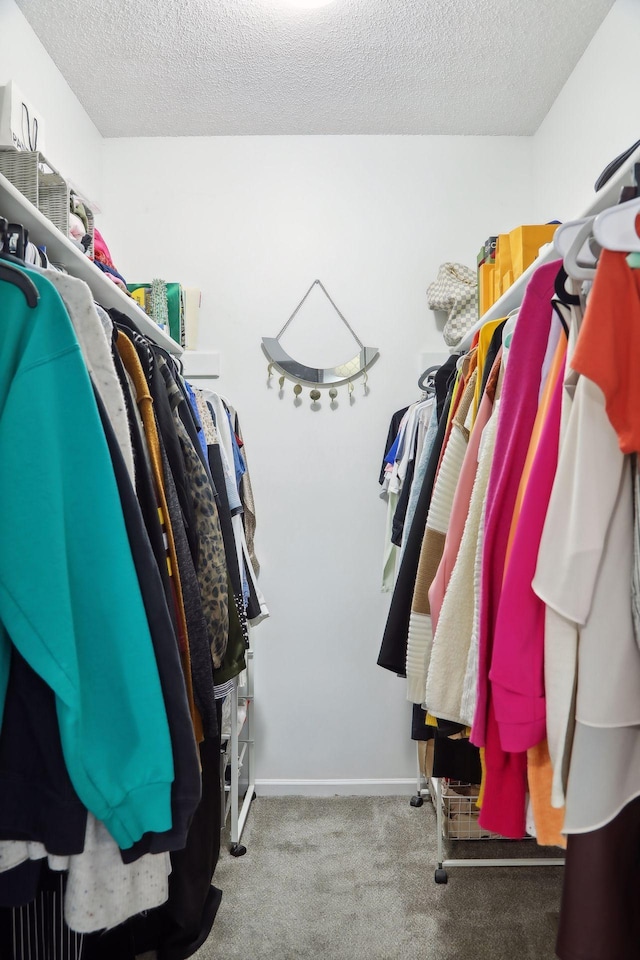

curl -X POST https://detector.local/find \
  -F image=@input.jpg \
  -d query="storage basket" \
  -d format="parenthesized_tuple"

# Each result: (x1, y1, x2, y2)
(0, 149, 94, 255)
(38, 169, 69, 237)
(0, 148, 39, 203)
(440, 781, 501, 841)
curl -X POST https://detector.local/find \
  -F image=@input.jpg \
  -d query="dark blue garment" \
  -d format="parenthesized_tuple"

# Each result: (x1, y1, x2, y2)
(95, 259, 128, 286)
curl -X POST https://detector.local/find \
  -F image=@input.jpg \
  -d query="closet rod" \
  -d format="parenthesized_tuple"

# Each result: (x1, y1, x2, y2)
(455, 142, 640, 354)
(0, 170, 183, 356)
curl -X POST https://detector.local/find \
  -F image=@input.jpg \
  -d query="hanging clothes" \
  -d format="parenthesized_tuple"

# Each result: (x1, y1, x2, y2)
(0, 245, 267, 959)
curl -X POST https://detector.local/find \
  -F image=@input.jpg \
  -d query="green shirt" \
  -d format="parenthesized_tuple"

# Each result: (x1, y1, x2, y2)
(0, 268, 174, 848)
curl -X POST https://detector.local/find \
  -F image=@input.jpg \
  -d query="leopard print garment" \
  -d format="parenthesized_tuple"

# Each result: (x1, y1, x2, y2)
(172, 408, 229, 668)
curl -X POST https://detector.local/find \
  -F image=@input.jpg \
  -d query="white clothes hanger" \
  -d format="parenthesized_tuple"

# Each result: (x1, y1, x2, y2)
(563, 218, 598, 280)
(593, 195, 640, 252)
(554, 216, 599, 267)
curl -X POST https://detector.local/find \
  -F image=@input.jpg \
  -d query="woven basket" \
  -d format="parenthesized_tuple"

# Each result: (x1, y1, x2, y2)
(38, 169, 69, 237)
(0, 149, 39, 205)
(0, 149, 94, 254)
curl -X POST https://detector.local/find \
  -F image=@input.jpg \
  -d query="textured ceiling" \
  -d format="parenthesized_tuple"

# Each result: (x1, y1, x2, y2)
(15, 0, 614, 137)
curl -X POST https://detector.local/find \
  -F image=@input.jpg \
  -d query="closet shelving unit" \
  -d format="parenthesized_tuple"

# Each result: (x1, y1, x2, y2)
(430, 145, 640, 884)
(221, 643, 256, 856)
(0, 169, 182, 356)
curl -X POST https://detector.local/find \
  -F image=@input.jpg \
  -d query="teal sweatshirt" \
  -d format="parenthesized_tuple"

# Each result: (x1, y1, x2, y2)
(0, 269, 174, 849)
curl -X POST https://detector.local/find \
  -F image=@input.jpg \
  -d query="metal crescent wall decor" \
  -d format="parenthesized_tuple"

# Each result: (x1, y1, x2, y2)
(262, 280, 379, 405)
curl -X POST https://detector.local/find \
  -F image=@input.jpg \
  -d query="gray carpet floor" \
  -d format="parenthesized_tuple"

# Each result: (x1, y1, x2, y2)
(193, 796, 563, 960)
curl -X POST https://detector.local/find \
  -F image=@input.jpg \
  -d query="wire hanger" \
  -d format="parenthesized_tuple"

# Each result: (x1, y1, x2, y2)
(0, 218, 39, 307)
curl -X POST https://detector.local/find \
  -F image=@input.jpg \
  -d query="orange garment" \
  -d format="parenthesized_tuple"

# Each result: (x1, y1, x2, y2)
(438, 350, 478, 475)
(570, 249, 640, 454)
(527, 741, 566, 848)
(477, 748, 487, 808)
(117, 331, 203, 743)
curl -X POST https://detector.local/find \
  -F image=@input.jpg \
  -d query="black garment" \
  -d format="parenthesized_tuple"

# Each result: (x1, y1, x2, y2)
(379, 406, 409, 486)
(149, 358, 199, 563)
(110, 312, 198, 564)
(158, 355, 210, 480)
(557, 797, 640, 960)
(391, 454, 416, 547)
(208, 442, 249, 665)
(243, 558, 262, 623)
(94, 390, 202, 863)
(432, 735, 482, 783)
(155, 734, 223, 960)
(479, 319, 506, 399)
(435, 355, 460, 420)
(87, 723, 223, 960)
(112, 314, 197, 567)
(0, 648, 87, 861)
(411, 704, 435, 742)
(594, 140, 640, 191)
(213, 574, 247, 687)
(377, 376, 455, 676)
(0, 859, 46, 909)
(208, 444, 244, 602)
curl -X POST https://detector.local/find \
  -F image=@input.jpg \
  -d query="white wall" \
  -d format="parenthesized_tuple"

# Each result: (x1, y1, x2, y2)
(533, 0, 640, 222)
(0, 0, 103, 202)
(102, 135, 535, 789)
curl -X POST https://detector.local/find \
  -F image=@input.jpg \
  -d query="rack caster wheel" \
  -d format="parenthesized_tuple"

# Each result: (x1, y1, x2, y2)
(435, 868, 448, 885)
(410, 795, 424, 808)
(230, 843, 247, 857)
(251, 791, 257, 801)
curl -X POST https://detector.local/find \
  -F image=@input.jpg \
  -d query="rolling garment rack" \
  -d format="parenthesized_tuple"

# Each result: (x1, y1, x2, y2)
(428, 141, 640, 884)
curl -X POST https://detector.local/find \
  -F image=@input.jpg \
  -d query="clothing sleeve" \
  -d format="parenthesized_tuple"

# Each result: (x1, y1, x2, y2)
(0, 343, 174, 850)
(533, 375, 624, 627)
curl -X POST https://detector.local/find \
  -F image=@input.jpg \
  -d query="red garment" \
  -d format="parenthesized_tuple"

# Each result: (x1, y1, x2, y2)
(472, 259, 559, 838)
(571, 249, 640, 454)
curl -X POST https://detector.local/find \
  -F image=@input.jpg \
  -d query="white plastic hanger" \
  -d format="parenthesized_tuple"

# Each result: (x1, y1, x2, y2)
(593, 195, 640, 252)
(554, 216, 598, 267)
(563, 218, 598, 280)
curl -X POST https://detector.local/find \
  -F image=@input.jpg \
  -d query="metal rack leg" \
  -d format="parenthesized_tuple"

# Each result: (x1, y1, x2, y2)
(237, 655, 256, 843)
(410, 748, 425, 808)
(434, 777, 448, 883)
(229, 679, 246, 857)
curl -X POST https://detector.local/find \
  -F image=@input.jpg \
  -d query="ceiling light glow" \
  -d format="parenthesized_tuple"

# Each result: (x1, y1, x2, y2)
(276, 0, 337, 8)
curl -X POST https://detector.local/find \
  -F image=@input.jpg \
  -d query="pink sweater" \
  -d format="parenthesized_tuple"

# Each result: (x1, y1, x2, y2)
(489, 360, 564, 752)
(472, 259, 558, 838)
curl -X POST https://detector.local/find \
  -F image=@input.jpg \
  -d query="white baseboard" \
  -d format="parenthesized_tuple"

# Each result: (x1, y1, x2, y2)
(254, 778, 417, 797)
